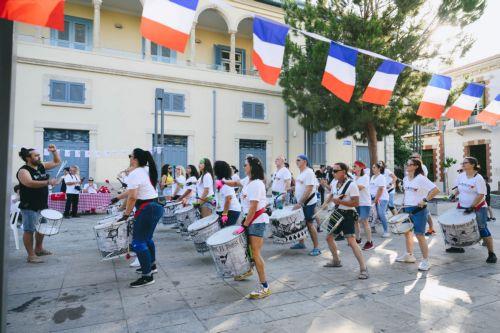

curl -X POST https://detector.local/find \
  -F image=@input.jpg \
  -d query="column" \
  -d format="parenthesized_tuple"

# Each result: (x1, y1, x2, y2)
(229, 30, 236, 73)
(189, 22, 197, 64)
(144, 39, 152, 60)
(93, 0, 102, 50)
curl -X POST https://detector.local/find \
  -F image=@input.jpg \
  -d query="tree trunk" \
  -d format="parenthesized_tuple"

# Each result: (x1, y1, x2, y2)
(366, 122, 378, 166)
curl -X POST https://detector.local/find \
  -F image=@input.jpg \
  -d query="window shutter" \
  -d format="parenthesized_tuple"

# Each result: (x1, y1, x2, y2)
(254, 103, 265, 119)
(214, 45, 222, 68)
(242, 102, 253, 118)
(69, 83, 85, 103)
(172, 94, 185, 112)
(162, 93, 172, 111)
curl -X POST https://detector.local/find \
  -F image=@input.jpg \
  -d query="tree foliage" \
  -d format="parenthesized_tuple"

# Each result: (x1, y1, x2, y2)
(280, 0, 486, 164)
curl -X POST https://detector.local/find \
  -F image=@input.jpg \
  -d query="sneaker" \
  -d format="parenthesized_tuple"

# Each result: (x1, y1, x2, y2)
(129, 257, 140, 268)
(130, 276, 155, 288)
(335, 234, 345, 241)
(317, 226, 323, 233)
(135, 264, 158, 274)
(290, 243, 306, 250)
(27, 256, 44, 264)
(362, 241, 374, 251)
(425, 229, 436, 236)
(396, 253, 416, 263)
(446, 247, 465, 253)
(356, 238, 362, 244)
(382, 232, 391, 238)
(309, 248, 321, 256)
(418, 259, 431, 271)
(248, 285, 271, 299)
(234, 269, 253, 281)
(486, 252, 497, 264)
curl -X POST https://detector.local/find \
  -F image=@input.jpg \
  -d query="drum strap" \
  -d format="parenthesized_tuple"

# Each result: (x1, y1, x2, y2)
(334, 180, 352, 209)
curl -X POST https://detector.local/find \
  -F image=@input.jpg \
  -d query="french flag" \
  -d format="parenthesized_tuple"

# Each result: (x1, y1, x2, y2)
(141, 0, 199, 53)
(361, 60, 406, 106)
(321, 42, 358, 103)
(444, 83, 485, 121)
(253, 16, 289, 85)
(416, 74, 452, 119)
(0, 0, 65, 30)
(477, 94, 500, 126)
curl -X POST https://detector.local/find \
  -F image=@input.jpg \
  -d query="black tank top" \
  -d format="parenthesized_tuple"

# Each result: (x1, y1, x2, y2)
(16, 164, 49, 211)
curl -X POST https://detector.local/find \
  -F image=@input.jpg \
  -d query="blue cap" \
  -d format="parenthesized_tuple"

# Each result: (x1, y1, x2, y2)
(297, 154, 309, 165)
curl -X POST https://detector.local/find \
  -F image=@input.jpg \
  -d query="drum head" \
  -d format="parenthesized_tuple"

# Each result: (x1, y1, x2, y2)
(40, 209, 63, 220)
(188, 214, 219, 232)
(176, 205, 194, 214)
(389, 213, 409, 224)
(271, 206, 299, 220)
(94, 219, 127, 230)
(438, 208, 475, 226)
(206, 225, 240, 246)
(165, 201, 181, 208)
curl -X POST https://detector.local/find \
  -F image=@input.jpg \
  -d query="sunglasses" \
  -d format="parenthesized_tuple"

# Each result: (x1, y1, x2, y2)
(406, 163, 414, 166)
(332, 169, 342, 173)
(128, 154, 133, 158)
(296, 159, 302, 162)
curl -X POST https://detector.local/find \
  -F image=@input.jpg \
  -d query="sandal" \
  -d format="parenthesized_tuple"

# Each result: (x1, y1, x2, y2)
(324, 260, 342, 267)
(358, 270, 369, 280)
(35, 249, 53, 256)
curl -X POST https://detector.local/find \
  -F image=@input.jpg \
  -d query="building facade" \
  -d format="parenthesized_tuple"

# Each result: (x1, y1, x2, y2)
(11, 0, 393, 183)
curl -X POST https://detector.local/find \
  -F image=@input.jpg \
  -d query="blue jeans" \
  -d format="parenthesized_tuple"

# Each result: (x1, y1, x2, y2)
(20, 209, 40, 233)
(475, 207, 491, 238)
(388, 191, 395, 210)
(132, 202, 163, 276)
(376, 200, 389, 232)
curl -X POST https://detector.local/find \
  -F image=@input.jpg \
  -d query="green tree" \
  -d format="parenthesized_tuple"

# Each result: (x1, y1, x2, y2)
(281, 0, 485, 165)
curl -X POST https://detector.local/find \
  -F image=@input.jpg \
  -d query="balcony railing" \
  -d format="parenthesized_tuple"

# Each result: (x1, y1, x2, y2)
(421, 122, 439, 134)
(453, 115, 481, 128)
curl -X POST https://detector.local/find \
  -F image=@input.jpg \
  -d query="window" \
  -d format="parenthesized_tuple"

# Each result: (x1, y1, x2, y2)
(50, 16, 92, 50)
(472, 81, 487, 116)
(242, 102, 265, 120)
(307, 131, 326, 165)
(49, 80, 85, 104)
(214, 45, 246, 74)
(162, 93, 185, 113)
(143, 39, 177, 63)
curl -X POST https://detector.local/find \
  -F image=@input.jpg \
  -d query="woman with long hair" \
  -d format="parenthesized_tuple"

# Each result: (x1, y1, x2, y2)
(177, 165, 199, 205)
(370, 162, 390, 238)
(171, 165, 186, 201)
(396, 158, 439, 271)
(353, 161, 374, 250)
(214, 161, 241, 227)
(112, 148, 163, 287)
(160, 164, 174, 200)
(197, 158, 216, 217)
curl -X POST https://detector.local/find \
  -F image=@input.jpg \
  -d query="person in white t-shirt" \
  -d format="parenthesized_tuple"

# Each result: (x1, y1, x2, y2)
(396, 158, 439, 271)
(353, 161, 374, 250)
(290, 154, 321, 256)
(110, 148, 163, 288)
(214, 160, 241, 227)
(171, 166, 186, 200)
(320, 162, 368, 279)
(177, 165, 198, 205)
(196, 158, 216, 218)
(450, 157, 496, 263)
(410, 152, 435, 236)
(233, 156, 271, 299)
(271, 156, 292, 209)
(63, 166, 81, 218)
(369, 162, 390, 237)
(379, 161, 398, 216)
(83, 178, 98, 194)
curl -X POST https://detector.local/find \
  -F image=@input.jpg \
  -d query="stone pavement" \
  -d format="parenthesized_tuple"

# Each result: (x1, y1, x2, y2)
(5, 203, 500, 333)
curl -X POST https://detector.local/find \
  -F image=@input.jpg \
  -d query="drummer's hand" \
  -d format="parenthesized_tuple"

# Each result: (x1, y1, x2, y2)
(47, 144, 57, 152)
(233, 226, 245, 235)
(48, 178, 58, 186)
(110, 197, 120, 205)
(221, 215, 228, 224)
(417, 200, 426, 208)
(117, 214, 129, 222)
(464, 207, 474, 214)
(332, 198, 341, 205)
(293, 203, 301, 210)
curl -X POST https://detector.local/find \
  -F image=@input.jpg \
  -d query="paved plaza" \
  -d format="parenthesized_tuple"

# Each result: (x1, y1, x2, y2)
(5, 203, 500, 333)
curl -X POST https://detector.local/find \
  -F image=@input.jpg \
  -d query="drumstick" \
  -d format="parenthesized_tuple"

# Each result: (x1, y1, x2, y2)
(54, 160, 68, 179)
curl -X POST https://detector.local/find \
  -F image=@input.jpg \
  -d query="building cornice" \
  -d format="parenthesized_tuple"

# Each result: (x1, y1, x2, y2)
(443, 54, 500, 78)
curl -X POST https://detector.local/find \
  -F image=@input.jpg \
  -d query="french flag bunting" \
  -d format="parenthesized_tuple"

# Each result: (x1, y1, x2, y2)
(252, 16, 289, 85)
(0, 0, 65, 30)
(476, 94, 500, 126)
(361, 60, 406, 106)
(321, 42, 358, 103)
(444, 83, 485, 121)
(140, 0, 199, 53)
(416, 74, 452, 119)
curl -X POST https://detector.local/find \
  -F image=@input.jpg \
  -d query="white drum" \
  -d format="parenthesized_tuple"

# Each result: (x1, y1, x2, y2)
(270, 206, 307, 244)
(388, 213, 413, 234)
(37, 209, 64, 236)
(438, 209, 480, 247)
(188, 214, 221, 253)
(163, 201, 182, 225)
(176, 205, 198, 236)
(94, 217, 132, 260)
(206, 226, 252, 278)
(106, 204, 120, 216)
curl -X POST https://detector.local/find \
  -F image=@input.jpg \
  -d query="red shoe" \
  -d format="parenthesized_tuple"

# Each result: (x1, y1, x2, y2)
(362, 241, 374, 251)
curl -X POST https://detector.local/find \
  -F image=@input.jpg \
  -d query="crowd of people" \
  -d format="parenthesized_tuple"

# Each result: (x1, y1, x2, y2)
(13, 144, 497, 299)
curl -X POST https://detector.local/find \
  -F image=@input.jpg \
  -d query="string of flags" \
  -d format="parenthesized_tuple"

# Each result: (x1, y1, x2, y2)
(10, 145, 169, 159)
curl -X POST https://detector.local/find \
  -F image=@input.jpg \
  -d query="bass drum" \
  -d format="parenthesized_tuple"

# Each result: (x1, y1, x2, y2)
(438, 208, 480, 247)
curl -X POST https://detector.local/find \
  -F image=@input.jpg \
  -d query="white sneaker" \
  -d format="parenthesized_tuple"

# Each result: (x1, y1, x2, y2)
(248, 284, 271, 299)
(418, 259, 430, 271)
(382, 232, 391, 238)
(396, 253, 416, 263)
(129, 257, 140, 268)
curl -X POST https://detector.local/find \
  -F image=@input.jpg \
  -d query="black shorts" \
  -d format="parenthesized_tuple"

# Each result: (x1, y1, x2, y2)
(328, 209, 358, 237)
(486, 195, 491, 206)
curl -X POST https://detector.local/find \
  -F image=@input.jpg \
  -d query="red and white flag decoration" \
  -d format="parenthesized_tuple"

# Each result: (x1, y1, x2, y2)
(0, 0, 65, 30)
(140, 0, 199, 53)
(252, 16, 289, 85)
(444, 83, 485, 121)
(476, 94, 500, 126)
(416, 74, 452, 119)
(361, 60, 406, 106)
(321, 42, 358, 103)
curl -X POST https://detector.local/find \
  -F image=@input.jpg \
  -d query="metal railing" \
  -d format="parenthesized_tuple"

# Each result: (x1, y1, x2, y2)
(453, 115, 481, 127)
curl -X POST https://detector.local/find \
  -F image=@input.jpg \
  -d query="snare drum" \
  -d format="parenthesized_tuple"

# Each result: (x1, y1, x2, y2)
(206, 226, 252, 278)
(94, 217, 132, 260)
(188, 214, 220, 253)
(438, 209, 480, 247)
(163, 201, 182, 225)
(176, 205, 198, 237)
(270, 206, 307, 244)
(388, 213, 413, 234)
(36, 209, 64, 236)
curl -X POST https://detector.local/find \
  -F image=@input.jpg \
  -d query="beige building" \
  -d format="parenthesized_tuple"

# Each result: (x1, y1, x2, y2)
(11, 0, 393, 183)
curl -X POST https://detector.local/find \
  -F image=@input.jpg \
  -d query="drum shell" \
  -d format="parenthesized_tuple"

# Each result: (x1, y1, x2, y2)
(37, 209, 64, 236)
(188, 216, 221, 253)
(270, 206, 306, 243)
(94, 219, 131, 260)
(176, 206, 198, 233)
(163, 202, 181, 225)
(438, 209, 480, 247)
(388, 214, 413, 235)
(207, 228, 252, 278)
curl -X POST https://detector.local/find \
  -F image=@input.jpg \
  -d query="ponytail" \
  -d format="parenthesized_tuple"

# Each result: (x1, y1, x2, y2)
(132, 148, 158, 186)
(19, 147, 34, 162)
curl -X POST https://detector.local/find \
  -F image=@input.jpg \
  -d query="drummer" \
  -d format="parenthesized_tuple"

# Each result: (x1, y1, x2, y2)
(450, 157, 497, 263)
(271, 156, 292, 209)
(214, 160, 241, 227)
(171, 165, 186, 201)
(197, 158, 216, 218)
(396, 158, 439, 271)
(177, 165, 199, 205)
(321, 162, 368, 279)
(352, 161, 374, 250)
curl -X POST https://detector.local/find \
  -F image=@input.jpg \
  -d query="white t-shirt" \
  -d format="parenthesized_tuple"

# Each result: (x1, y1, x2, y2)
(196, 173, 214, 198)
(455, 172, 487, 208)
(64, 174, 81, 194)
(83, 183, 98, 194)
(422, 164, 429, 177)
(369, 174, 389, 201)
(330, 179, 360, 211)
(295, 168, 318, 206)
(216, 184, 241, 212)
(271, 167, 292, 193)
(241, 179, 269, 224)
(173, 175, 186, 196)
(383, 169, 395, 190)
(355, 174, 371, 206)
(240, 176, 249, 188)
(403, 174, 437, 206)
(231, 173, 240, 182)
(185, 176, 197, 203)
(126, 167, 157, 200)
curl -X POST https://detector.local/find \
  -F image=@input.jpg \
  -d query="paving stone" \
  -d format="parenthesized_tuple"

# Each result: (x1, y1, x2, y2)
(126, 308, 199, 332)
(50, 320, 128, 333)
(202, 309, 271, 332)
